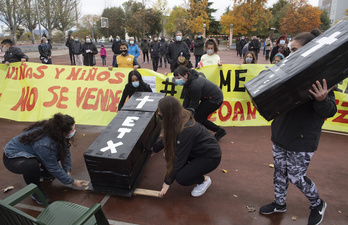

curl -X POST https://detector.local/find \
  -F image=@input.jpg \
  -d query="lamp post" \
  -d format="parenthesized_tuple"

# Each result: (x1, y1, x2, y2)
(203, 23, 206, 38)
(270, 27, 275, 42)
(229, 24, 233, 50)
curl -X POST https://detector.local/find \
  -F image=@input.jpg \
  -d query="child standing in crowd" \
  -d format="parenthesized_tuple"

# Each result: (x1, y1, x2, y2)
(108, 42, 139, 70)
(197, 38, 222, 69)
(243, 51, 257, 64)
(100, 44, 107, 66)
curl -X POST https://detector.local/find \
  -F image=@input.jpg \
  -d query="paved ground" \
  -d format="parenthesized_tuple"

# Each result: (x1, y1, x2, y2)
(1, 45, 348, 225)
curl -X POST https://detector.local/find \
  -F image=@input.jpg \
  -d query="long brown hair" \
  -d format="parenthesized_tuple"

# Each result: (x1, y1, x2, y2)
(19, 113, 75, 160)
(158, 96, 194, 179)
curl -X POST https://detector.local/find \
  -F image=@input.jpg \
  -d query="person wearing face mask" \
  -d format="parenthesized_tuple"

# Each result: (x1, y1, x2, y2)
(118, 70, 152, 111)
(270, 35, 290, 63)
(173, 66, 226, 141)
(128, 37, 141, 68)
(260, 28, 336, 225)
(149, 35, 161, 71)
(3, 113, 87, 205)
(112, 35, 122, 66)
(140, 37, 150, 64)
(193, 32, 205, 68)
(159, 36, 168, 68)
(108, 42, 139, 70)
(197, 38, 222, 69)
(243, 51, 257, 64)
(38, 37, 52, 64)
(248, 36, 261, 60)
(71, 36, 83, 66)
(1, 39, 28, 65)
(152, 96, 221, 197)
(166, 31, 191, 72)
(82, 35, 98, 66)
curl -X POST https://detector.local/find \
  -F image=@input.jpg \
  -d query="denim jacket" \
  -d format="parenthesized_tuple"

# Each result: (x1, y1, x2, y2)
(4, 128, 74, 185)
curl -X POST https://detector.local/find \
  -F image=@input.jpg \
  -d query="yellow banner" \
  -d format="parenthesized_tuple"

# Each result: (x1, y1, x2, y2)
(0, 62, 347, 133)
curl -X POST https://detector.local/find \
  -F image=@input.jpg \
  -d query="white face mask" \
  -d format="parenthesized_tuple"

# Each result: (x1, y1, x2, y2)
(86, 38, 91, 43)
(245, 58, 253, 64)
(207, 49, 214, 55)
(2, 46, 7, 52)
(130, 41, 134, 45)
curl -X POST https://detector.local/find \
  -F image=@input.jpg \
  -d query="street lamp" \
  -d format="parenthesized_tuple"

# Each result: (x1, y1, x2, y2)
(203, 23, 206, 38)
(229, 24, 233, 50)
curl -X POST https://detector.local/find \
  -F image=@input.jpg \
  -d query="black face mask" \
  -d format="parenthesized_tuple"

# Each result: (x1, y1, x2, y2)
(121, 50, 128, 55)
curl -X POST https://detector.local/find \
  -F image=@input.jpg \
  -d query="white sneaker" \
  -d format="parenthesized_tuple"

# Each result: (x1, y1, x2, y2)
(191, 177, 212, 197)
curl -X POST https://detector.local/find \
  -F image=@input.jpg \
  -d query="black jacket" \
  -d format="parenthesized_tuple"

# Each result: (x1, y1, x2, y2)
(239, 39, 246, 50)
(166, 41, 191, 68)
(271, 91, 336, 152)
(248, 39, 260, 52)
(153, 119, 221, 185)
(66, 38, 74, 51)
(118, 83, 152, 111)
(38, 44, 51, 59)
(270, 45, 290, 63)
(71, 41, 83, 55)
(112, 40, 121, 55)
(182, 70, 223, 110)
(193, 37, 205, 56)
(3, 47, 29, 63)
(82, 42, 98, 66)
(150, 41, 160, 58)
(159, 40, 168, 54)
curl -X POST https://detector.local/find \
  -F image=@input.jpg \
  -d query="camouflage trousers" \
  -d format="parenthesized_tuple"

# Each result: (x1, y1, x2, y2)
(272, 144, 321, 207)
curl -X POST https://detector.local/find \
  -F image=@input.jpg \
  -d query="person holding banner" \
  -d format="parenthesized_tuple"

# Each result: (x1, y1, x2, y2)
(259, 28, 337, 225)
(197, 38, 222, 69)
(174, 66, 226, 141)
(118, 70, 152, 111)
(3, 113, 87, 205)
(1, 39, 28, 65)
(154, 96, 221, 197)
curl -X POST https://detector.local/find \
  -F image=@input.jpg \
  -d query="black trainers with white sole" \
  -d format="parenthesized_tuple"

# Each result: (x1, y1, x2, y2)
(259, 201, 287, 214)
(308, 200, 327, 225)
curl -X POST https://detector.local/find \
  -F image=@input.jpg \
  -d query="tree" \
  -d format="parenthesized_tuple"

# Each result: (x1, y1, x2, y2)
(206, 1, 221, 35)
(21, 0, 38, 44)
(280, 0, 322, 35)
(38, 0, 59, 38)
(152, 0, 171, 36)
(100, 7, 126, 40)
(145, 9, 162, 36)
(80, 14, 100, 31)
(220, 0, 271, 36)
(0, 0, 23, 44)
(56, 0, 79, 41)
(187, 0, 209, 35)
(269, 0, 289, 32)
(164, 6, 189, 37)
(122, 0, 143, 39)
(319, 9, 331, 31)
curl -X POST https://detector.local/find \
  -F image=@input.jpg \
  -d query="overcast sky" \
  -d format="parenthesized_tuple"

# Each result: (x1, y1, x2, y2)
(81, 0, 319, 21)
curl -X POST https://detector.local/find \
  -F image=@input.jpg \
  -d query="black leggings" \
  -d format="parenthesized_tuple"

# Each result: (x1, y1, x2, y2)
(3, 153, 41, 187)
(175, 156, 221, 186)
(143, 51, 149, 62)
(194, 101, 222, 132)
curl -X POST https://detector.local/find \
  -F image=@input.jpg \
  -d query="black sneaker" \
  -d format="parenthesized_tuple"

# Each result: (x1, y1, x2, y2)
(214, 128, 226, 141)
(260, 202, 287, 214)
(308, 200, 327, 225)
(31, 193, 51, 205)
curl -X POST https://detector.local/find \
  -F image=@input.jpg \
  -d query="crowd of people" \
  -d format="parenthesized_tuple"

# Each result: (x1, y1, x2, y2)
(1, 27, 337, 225)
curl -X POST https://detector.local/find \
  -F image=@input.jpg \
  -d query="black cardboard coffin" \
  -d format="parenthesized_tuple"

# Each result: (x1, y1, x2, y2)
(84, 92, 165, 190)
(245, 18, 348, 121)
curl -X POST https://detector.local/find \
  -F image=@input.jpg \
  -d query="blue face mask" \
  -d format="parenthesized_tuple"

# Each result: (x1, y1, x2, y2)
(176, 78, 185, 86)
(116, 38, 119, 42)
(279, 40, 286, 45)
(75, 39, 78, 42)
(132, 81, 140, 88)
(67, 130, 76, 139)
(176, 36, 182, 42)
(197, 35, 201, 38)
